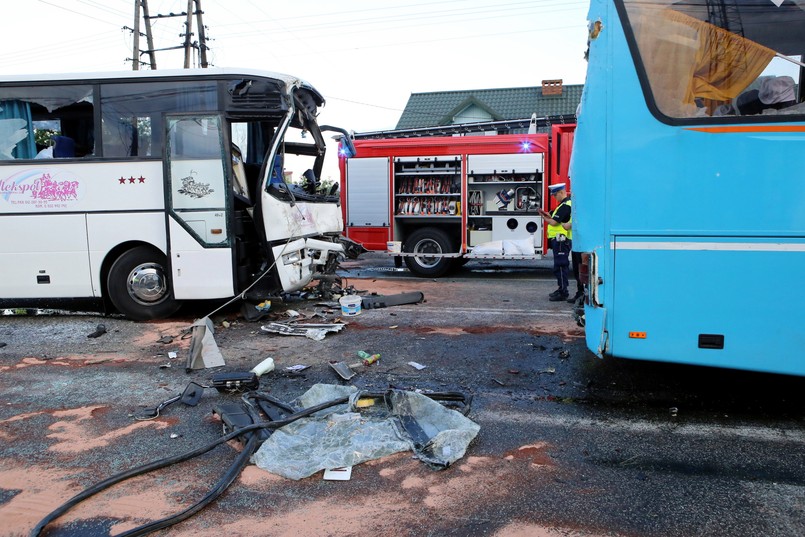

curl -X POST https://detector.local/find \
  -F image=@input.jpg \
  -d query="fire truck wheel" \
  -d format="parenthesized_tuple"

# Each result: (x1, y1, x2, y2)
(403, 227, 454, 277)
(107, 246, 181, 321)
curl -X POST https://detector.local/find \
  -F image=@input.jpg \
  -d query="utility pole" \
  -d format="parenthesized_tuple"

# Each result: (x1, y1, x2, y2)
(129, 0, 208, 70)
(195, 0, 209, 68)
(129, 0, 157, 70)
(183, 0, 194, 68)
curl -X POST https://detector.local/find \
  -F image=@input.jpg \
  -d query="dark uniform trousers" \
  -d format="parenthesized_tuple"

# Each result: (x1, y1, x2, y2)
(550, 235, 571, 294)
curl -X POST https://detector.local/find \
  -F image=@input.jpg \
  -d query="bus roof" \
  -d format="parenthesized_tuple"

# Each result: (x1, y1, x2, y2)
(0, 67, 324, 104)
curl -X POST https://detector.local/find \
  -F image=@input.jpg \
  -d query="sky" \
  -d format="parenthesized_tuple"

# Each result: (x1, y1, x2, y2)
(0, 0, 590, 133)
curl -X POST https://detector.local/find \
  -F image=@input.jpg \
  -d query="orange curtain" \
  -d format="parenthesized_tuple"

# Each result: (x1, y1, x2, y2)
(663, 9, 775, 104)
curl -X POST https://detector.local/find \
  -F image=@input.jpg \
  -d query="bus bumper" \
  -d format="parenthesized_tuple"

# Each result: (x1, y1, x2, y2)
(272, 238, 344, 292)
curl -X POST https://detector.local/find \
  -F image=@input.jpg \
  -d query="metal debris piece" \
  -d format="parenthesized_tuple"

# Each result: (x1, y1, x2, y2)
(329, 361, 356, 380)
(260, 322, 346, 341)
(186, 317, 226, 371)
(286, 364, 310, 373)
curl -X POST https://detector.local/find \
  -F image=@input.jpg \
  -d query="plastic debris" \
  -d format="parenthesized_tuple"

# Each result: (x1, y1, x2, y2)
(252, 384, 480, 480)
(286, 364, 310, 373)
(168, 351, 178, 359)
(408, 361, 427, 370)
(358, 350, 380, 366)
(87, 324, 107, 339)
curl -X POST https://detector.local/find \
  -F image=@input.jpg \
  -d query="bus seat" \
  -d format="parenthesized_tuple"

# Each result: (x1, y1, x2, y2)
(52, 135, 75, 158)
(759, 76, 796, 109)
(735, 89, 763, 115)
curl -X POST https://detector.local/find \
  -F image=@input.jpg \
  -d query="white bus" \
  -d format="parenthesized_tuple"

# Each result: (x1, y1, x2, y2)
(0, 68, 353, 320)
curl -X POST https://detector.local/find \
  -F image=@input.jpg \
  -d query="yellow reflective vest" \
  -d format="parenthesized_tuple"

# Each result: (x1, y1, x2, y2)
(547, 199, 572, 240)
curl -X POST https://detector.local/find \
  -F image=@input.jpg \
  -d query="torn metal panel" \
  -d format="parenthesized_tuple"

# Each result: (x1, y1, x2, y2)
(186, 317, 225, 371)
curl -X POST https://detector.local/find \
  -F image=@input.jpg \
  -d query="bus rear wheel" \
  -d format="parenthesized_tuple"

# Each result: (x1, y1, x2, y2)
(403, 227, 454, 277)
(107, 246, 180, 321)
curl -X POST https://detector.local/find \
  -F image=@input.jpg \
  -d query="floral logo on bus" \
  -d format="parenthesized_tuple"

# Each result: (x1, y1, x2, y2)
(177, 172, 214, 199)
(0, 169, 83, 209)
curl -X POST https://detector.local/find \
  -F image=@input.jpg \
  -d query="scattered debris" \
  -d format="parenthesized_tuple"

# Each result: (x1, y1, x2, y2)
(323, 467, 352, 481)
(260, 322, 345, 341)
(135, 381, 205, 420)
(329, 361, 356, 380)
(86, 324, 107, 339)
(251, 357, 276, 377)
(559, 349, 570, 359)
(670, 407, 679, 417)
(408, 361, 427, 370)
(170, 433, 180, 439)
(157, 335, 174, 344)
(159, 363, 172, 369)
(286, 310, 301, 318)
(186, 317, 226, 371)
(361, 291, 425, 310)
(389, 325, 399, 329)
(358, 350, 381, 366)
(492, 378, 506, 386)
(286, 364, 310, 373)
(210, 372, 260, 393)
(168, 351, 178, 359)
(222, 320, 231, 328)
(252, 384, 479, 480)
(541, 367, 556, 374)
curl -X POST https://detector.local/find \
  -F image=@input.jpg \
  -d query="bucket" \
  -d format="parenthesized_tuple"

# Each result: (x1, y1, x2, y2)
(339, 295, 362, 316)
(386, 241, 402, 253)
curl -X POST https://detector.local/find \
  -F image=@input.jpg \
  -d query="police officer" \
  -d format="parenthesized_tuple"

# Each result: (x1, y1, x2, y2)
(538, 183, 572, 301)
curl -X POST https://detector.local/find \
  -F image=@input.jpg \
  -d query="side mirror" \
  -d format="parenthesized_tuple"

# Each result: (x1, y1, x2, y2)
(320, 125, 357, 158)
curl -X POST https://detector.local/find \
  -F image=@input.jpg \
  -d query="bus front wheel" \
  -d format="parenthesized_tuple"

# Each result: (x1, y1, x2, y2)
(107, 246, 181, 321)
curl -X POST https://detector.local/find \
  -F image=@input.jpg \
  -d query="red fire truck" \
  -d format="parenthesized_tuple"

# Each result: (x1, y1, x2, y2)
(339, 119, 575, 277)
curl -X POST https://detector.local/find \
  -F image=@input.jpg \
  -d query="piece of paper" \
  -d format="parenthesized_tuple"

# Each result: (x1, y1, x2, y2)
(323, 467, 352, 481)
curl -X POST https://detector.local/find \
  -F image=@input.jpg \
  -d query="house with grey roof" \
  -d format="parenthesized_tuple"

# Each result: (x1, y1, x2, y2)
(395, 79, 582, 134)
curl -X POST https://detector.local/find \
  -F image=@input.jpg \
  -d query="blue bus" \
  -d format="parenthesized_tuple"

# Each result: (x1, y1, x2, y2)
(572, 0, 805, 376)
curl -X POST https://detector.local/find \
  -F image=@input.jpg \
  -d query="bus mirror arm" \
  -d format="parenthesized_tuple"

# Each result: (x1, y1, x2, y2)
(320, 125, 357, 158)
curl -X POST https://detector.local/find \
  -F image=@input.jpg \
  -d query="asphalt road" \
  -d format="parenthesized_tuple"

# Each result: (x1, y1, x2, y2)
(0, 254, 803, 537)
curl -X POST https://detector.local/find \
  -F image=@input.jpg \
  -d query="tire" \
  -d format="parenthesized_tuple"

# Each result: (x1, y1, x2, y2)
(107, 246, 180, 321)
(403, 227, 455, 277)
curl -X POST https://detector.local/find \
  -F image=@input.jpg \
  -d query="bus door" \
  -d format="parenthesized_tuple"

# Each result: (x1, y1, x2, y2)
(164, 114, 235, 299)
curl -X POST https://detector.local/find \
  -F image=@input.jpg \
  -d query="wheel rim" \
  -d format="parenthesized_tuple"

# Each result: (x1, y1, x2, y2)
(412, 238, 444, 269)
(126, 262, 169, 305)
